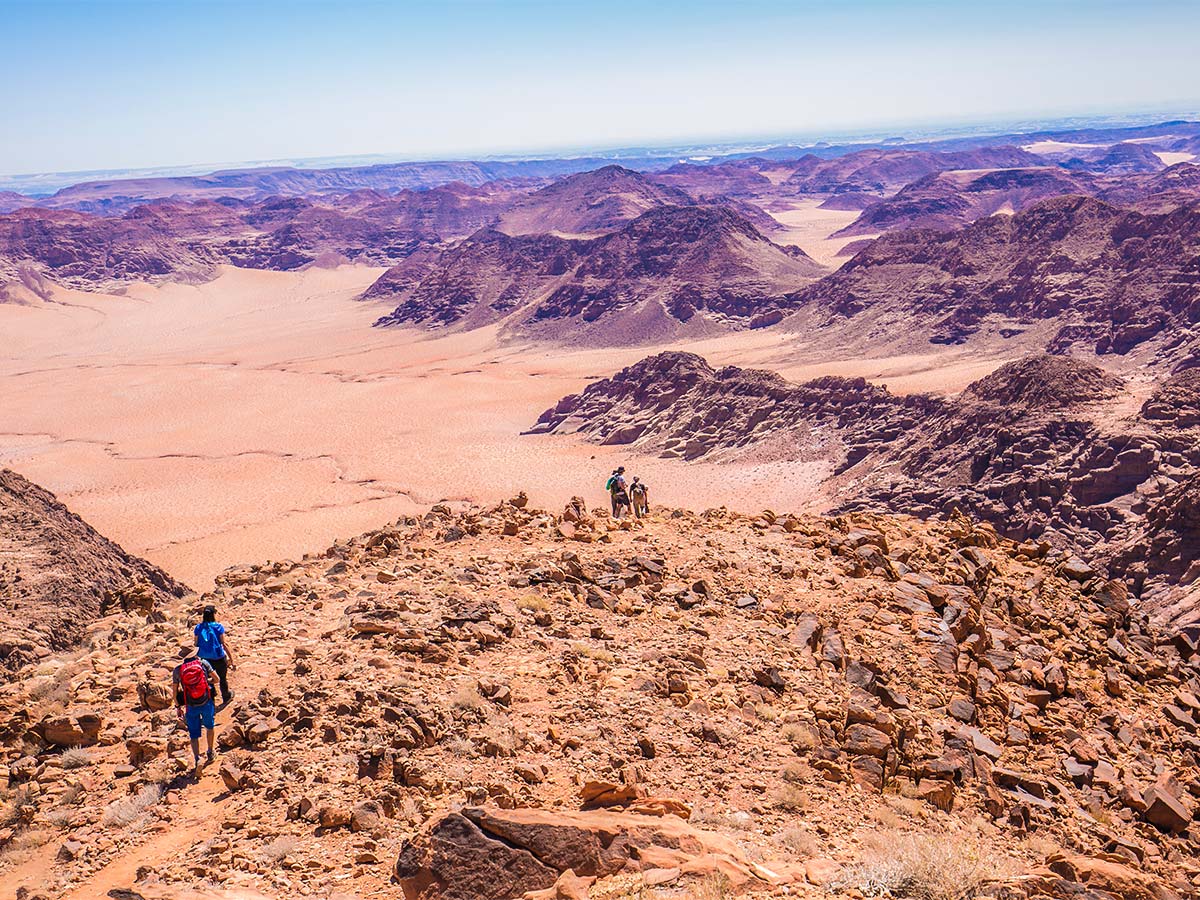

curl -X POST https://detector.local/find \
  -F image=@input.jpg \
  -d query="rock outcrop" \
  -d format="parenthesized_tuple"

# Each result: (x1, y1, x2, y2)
(0, 468, 187, 676)
(531, 352, 1200, 623)
(790, 195, 1200, 357)
(5, 498, 1200, 898)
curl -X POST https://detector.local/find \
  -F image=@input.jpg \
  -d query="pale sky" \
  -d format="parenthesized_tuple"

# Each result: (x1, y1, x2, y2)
(2, 0, 1199, 176)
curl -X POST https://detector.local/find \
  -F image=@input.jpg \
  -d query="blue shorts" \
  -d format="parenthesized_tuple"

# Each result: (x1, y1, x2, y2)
(185, 700, 215, 739)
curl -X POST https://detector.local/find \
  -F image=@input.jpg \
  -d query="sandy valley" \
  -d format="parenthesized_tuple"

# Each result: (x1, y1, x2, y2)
(0, 262, 1009, 589)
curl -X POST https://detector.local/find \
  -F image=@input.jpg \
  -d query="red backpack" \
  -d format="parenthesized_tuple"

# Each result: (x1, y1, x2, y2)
(179, 660, 211, 706)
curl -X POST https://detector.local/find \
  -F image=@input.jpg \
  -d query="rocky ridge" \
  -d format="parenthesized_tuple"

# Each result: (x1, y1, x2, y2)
(787, 195, 1200, 357)
(530, 353, 1200, 623)
(3, 499, 1200, 900)
(0, 468, 188, 677)
(370, 205, 826, 344)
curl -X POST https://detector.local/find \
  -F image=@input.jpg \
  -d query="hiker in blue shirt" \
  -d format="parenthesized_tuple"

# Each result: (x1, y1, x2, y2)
(194, 605, 234, 705)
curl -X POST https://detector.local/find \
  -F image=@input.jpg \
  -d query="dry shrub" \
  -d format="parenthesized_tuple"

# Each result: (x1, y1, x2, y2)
(44, 809, 75, 830)
(771, 783, 808, 812)
(101, 784, 162, 828)
(60, 747, 92, 770)
(259, 834, 300, 863)
(451, 684, 486, 712)
(683, 874, 731, 900)
(781, 722, 817, 752)
(777, 825, 819, 857)
(832, 828, 1015, 900)
(516, 594, 549, 612)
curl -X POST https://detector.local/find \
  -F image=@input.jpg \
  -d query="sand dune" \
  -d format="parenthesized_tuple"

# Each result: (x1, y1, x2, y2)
(0, 266, 1005, 588)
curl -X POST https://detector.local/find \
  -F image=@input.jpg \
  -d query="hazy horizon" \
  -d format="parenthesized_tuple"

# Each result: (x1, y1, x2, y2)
(3, 0, 1199, 180)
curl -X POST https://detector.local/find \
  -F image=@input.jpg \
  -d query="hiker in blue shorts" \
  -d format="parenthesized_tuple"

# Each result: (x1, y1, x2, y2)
(173, 656, 219, 775)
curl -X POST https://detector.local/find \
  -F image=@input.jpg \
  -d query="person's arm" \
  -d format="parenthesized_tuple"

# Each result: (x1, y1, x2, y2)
(220, 630, 234, 667)
(172, 670, 184, 715)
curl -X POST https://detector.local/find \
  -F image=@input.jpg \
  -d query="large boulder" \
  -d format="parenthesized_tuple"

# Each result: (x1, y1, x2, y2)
(37, 710, 103, 747)
(395, 805, 775, 900)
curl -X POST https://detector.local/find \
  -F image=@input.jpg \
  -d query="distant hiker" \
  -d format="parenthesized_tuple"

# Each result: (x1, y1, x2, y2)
(630, 477, 649, 518)
(606, 466, 630, 518)
(173, 656, 219, 775)
(195, 605, 234, 705)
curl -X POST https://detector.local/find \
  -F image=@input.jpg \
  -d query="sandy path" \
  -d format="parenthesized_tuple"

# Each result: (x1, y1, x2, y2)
(0, 266, 1004, 589)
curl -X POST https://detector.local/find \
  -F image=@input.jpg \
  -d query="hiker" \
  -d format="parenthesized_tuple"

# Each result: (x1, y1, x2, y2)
(606, 466, 630, 518)
(630, 477, 649, 518)
(194, 605, 234, 704)
(173, 656, 219, 775)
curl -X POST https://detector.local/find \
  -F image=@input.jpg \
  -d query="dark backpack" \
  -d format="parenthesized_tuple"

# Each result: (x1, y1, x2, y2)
(179, 659, 211, 706)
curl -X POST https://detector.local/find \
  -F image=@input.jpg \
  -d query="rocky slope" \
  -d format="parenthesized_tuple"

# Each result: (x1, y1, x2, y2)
(836, 168, 1093, 235)
(787, 195, 1200, 357)
(530, 352, 1200, 627)
(838, 163, 1200, 237)
(495, 166, 694, 237)
(369, 205, 826, 344)
(0, 469, 188, 677)
(3, 498, 1200, 900)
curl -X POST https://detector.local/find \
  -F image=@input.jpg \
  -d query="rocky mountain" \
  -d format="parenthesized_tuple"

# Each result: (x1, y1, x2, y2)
(781, 147, 1046, 200)
(32, 156, 674, 215)
(495, 165, 693, 237)
(0, 207, 224, 289)
(836, 167, 1093, 235)
(788, 195, 1200, 355)
(3, 497, 1200, 900)
(0, 468, 188, 677)
(654, 147, 1046, 208)
(0, 191, 32, 214)
(1064, 142, 1167, 176)
(370, 205, 827, 344)
(531, 352, 1200, 628)
(0, 182, 530, 292)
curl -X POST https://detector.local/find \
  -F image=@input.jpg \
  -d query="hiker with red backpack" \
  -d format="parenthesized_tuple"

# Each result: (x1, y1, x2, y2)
(173, 656, 219, 775)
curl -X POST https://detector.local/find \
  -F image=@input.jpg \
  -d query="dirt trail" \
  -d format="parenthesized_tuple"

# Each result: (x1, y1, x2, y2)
(10, 590, 346, 900)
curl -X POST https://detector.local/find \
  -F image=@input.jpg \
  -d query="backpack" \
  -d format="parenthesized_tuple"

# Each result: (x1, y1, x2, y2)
(605, 476, 616, 492)
(179, 659, 211, 706)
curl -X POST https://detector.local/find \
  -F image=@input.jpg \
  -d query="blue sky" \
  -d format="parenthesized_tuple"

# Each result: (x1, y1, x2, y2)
(2, 0, 1198, 176)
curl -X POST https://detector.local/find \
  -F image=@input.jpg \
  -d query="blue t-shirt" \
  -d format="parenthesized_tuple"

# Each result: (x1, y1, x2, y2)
(195, 621, 225, 659)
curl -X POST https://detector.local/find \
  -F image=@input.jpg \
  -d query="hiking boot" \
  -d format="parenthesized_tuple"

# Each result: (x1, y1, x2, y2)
(206, 750, 215, 765)
(193, 757, 203, 776)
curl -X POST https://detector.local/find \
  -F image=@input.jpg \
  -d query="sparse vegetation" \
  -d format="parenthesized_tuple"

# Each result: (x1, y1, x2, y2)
(259, 834, 300, 864)
(777, 825, 819, 857)
(101, 784, 162, 828)
(831, 829, 1015, 900)
(781, 722, 818, 752)
(515, 593, 549, 612)
(770, 782, 808, 812)
(59, 746, 92, 770)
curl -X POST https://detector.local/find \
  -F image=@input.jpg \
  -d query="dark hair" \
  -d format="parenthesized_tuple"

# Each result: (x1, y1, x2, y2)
(202, 605, 217, 623)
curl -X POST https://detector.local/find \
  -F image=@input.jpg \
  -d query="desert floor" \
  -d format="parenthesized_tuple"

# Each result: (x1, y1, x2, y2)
(0, 213, 1015, 589)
